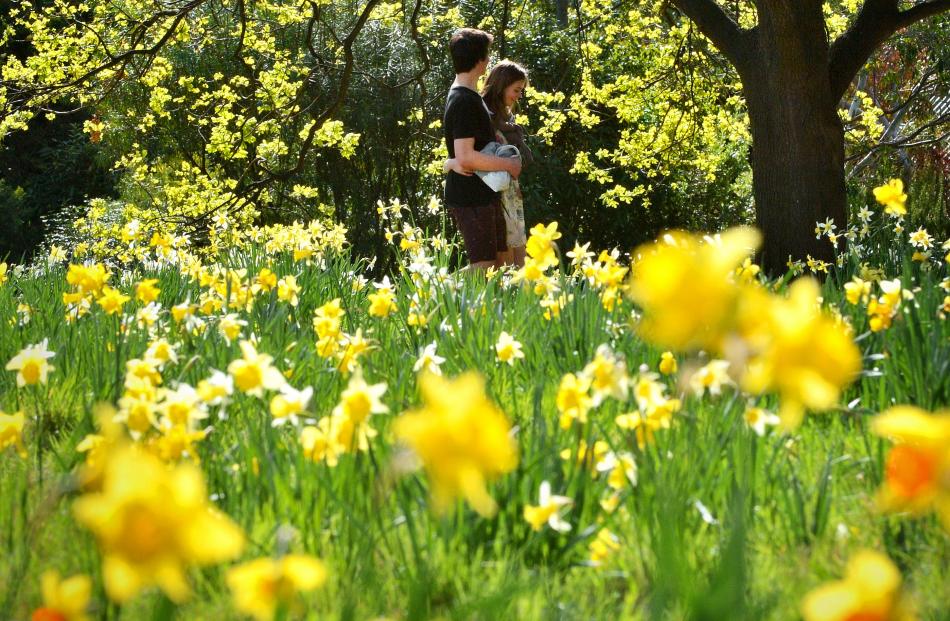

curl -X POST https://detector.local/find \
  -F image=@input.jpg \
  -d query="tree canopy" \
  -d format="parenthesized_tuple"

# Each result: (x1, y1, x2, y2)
(0, 0, 947, 265)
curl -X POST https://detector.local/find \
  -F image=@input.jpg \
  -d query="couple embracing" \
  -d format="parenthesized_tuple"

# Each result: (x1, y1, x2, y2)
(443, 28, 534, 270)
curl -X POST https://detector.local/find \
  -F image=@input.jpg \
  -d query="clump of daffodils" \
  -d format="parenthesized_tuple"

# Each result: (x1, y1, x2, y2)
(626, 227, 861, 428)
(300, 369, 388, 465)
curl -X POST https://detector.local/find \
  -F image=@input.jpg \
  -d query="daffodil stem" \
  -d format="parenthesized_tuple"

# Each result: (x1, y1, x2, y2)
(35, 387, 44, 488)
(151, 592, 176, 621)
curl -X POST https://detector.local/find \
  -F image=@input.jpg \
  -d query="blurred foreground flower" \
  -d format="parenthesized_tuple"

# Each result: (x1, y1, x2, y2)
(393, 372, 518, 516)
(627, 227, 859, 429)
(31, 570, 92, 621)
(73, 446, 245, 602)
(871, 406, 950, 530)
(6, 338, 56, 387)
(736, 278, 861, 428)
(227, 554, 327, 621)
(801, 549, 915, 621)
(0, 410, 27, 458)
(627, 227, 760, 351)
(523, 481, 572, 532)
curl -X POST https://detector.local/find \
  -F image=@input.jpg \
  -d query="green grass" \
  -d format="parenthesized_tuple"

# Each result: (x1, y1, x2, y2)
(1, 228, 948, 621)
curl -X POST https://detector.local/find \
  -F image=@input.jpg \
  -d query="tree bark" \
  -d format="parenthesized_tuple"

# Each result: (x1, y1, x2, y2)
(670, 0, 950, 274)
(556, 0, 569, 28)
(741, 1, 847, 274)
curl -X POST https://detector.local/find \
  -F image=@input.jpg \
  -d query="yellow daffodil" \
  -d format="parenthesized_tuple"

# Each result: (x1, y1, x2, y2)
(413, 342, 444, 376)
(219, 313, 247, 344)
(801, 549, 915, 621)
(227, 554, 328, 621)
(255, 268, 278, 292)
(495, 331, 525, 366)
(871, 405, 950, 530)
(581, 345, 628, 405)
(32, 570, 92, 621)
(300, 417, 346, 467)
(588, 528, 621, 567)
(66, 263, 110, 296)
(96, 286, 130, 315)
(135, 278, 161, 304)
(368, 278, 397, 318)
(277, 275, 301, 306)
(393, 372, 518, 516)
(737, 278, 861, 429)
(144, 339, 178, 367)
(525, 221, 562, 269)
(336, 329, 371, 374)
(73, 446, 244, 602)
(658, 351, 677, 375)
(196, 371, 234, 406)
(312, 298, 344, 340)
(626, 227, 760, 351)
(228, 340, 286, 397)
(523, 481, 573, 532)
(687, 359, 732, 396)
(597, 452, 638, 490)
(872, 179, 907, 217)
(844, 276, 871, 305)
(555, 372, 592, 430)
(270, 384, 313, 426)
(0, 410, 27, 458)
(6, 338, 56, 387)
(744, 406, 780, 436)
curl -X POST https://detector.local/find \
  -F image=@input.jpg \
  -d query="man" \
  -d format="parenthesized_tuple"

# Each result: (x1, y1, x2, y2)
(443, 28, 522, 269)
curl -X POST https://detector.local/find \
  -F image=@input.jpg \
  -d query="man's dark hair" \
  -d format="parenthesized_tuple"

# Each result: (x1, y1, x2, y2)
(449, 28, 493, 74)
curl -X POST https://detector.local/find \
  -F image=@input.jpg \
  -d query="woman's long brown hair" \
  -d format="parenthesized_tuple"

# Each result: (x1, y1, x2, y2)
(482, 60, 528, 119)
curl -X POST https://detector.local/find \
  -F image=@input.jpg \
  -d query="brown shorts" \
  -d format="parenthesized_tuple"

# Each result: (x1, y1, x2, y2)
(448, 199, 508, 264)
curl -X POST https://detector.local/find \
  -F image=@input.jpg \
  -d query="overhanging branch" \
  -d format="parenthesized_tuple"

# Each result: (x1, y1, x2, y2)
(668, 0, 753, 72)
(829, 0, 950, 102)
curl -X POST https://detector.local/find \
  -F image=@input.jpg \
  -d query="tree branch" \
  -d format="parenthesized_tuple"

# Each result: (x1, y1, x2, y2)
(829, 0, 950, 102)
(897, 0, 950, 26)
(669, 0, 753, 72)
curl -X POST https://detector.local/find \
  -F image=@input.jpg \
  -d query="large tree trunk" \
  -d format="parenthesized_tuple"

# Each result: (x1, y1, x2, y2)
(741, 1, 848, 275)
(670, 0, 950, 274)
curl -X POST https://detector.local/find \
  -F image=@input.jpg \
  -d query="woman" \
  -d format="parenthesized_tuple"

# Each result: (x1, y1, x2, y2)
(446, 60, 533, 266)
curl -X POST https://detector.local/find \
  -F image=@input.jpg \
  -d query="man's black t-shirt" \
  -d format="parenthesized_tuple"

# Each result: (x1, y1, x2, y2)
(443, 86, 498, 207)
